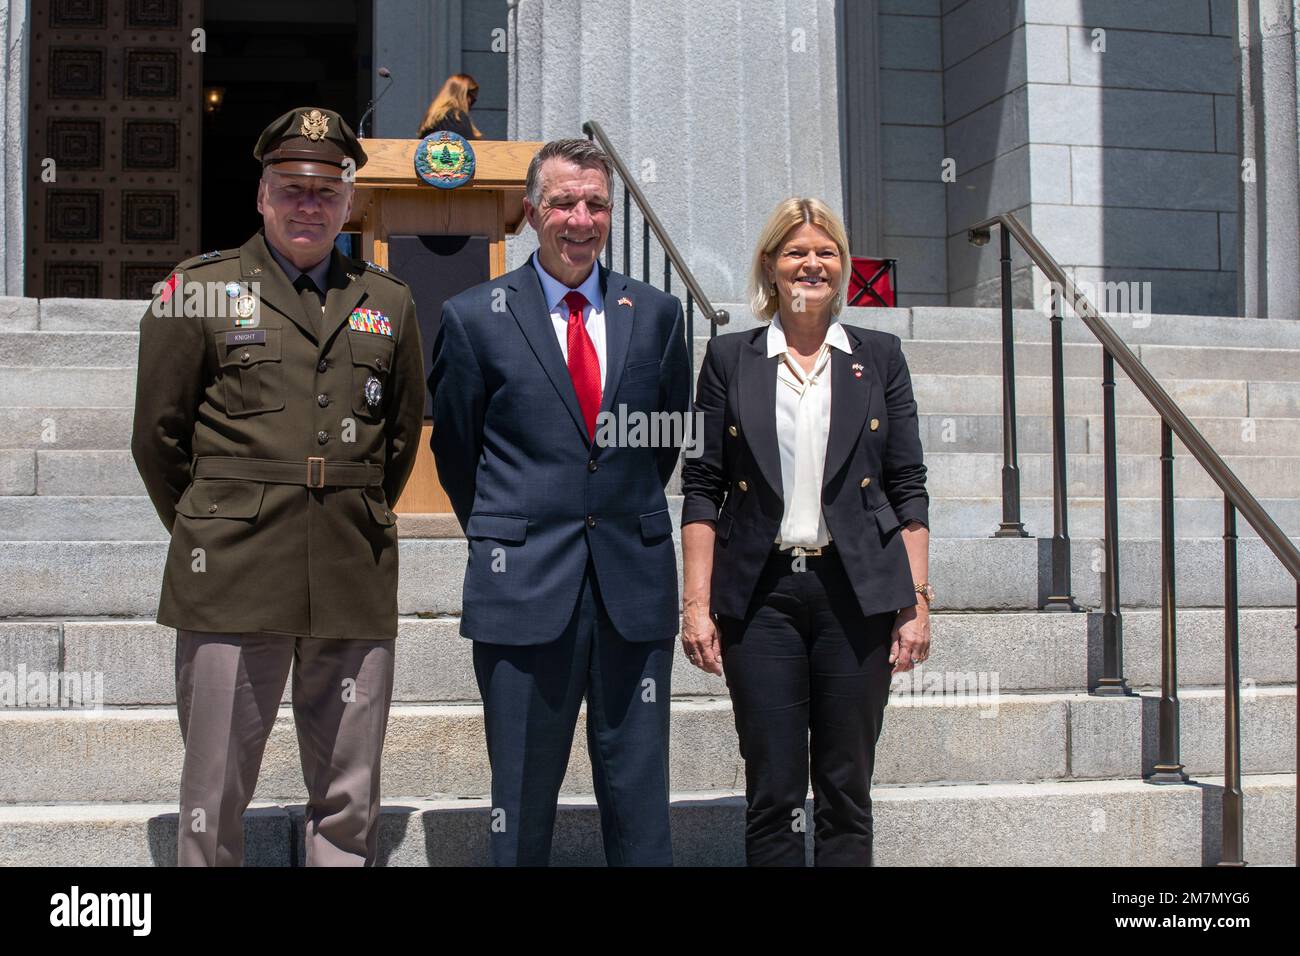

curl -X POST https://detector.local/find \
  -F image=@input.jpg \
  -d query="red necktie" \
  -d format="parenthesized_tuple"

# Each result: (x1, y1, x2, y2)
(563, 290, 602, 440)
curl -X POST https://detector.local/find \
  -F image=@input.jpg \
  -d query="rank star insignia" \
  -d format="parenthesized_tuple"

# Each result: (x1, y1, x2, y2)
(299, 109, 329, 141)
(618, 296, 633, 307)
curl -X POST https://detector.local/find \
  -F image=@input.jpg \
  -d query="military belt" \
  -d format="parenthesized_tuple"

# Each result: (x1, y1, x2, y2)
(193, 456, 382, 489)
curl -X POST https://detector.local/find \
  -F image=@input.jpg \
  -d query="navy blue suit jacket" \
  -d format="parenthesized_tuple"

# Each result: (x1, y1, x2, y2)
(429, 261, 690, 644)
(681, 324, 929, 621)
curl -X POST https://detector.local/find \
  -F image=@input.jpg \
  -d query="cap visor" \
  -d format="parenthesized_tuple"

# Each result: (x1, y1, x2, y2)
(266, 160, 349, 179)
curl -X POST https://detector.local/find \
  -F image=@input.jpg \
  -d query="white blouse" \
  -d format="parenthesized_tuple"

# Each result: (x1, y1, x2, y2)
(767, 316, 852, 549)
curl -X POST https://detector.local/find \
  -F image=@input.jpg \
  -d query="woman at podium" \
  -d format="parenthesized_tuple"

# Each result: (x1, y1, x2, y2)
(417, 73, 483, 140)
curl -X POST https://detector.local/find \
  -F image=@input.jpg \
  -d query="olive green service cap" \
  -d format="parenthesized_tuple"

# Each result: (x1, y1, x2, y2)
(252, 106, 368, 179)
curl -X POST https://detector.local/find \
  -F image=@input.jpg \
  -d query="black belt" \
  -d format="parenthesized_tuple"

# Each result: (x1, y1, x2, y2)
(193, 456, 382, 489)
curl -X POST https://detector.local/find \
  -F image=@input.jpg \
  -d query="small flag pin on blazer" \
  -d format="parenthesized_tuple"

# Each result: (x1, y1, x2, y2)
(618, 296, 633, 307)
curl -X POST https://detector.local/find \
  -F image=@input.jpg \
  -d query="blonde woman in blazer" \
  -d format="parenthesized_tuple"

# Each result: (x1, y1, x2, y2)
(680, 198, 931, 866)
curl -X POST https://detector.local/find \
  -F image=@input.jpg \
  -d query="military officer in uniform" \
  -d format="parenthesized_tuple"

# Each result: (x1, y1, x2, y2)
(131, 107, 425, 866)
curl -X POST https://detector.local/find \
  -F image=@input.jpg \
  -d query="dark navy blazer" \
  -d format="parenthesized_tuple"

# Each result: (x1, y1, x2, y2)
(681, 324, 929, 621)
(428, 261, 690, 644)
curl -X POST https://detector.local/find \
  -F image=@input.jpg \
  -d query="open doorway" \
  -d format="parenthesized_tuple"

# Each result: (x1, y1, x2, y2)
(200, 0, 373, 252)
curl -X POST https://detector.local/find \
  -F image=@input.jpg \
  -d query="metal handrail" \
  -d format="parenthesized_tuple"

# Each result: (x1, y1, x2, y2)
(968, 211, 1299, 867)
(582, 120, 729, 333)
(968, 213, 1300, 579)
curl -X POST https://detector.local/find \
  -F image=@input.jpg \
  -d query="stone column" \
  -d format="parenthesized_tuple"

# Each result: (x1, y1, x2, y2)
(1, 0, 29, 296)
(372, 0, 461, 139)
(1237, 0, 1300, 319)
(508, 0, 843, 315)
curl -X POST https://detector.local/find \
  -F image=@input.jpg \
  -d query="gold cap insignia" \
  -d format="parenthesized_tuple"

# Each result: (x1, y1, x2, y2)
(299, 109, 329, 141)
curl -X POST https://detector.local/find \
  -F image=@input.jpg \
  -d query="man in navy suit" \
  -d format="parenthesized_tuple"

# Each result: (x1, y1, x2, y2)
(428, 138, 690, 865)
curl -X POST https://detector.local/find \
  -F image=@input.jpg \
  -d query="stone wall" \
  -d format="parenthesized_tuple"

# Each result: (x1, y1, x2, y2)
(877, 0, 949, 305)
(508, 0, 844, 304)
(944, 0, 1241, 315)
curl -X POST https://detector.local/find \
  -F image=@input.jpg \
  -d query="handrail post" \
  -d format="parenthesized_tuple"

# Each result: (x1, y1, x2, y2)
(1219, 499, 1245, 865)
(1149, 422, 1187, 783)
(622, 185, 631, 274)
(686, 291, 695, 401)
(1094, 349, 1132, 696)
(994, 226, 1028, 538)
(1045, 285, 1077, 611)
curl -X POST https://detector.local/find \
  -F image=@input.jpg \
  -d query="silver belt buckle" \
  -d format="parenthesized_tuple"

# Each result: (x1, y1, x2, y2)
(307, 456, 326, 488)
(790, 546, 822, 558)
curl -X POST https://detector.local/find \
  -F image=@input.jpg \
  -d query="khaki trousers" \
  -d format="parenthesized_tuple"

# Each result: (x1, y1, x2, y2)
(174, 630, 395, 867)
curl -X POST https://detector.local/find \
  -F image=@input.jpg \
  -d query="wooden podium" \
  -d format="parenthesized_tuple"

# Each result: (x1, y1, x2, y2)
(346, 138, 542, 517)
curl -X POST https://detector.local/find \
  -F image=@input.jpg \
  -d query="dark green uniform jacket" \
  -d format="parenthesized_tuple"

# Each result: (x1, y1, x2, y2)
(131, 231, 425, 639)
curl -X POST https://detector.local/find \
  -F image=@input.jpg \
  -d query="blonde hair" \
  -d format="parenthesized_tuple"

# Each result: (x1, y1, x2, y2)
(747, 197, 851, 321)
(418, 74, 482, 139)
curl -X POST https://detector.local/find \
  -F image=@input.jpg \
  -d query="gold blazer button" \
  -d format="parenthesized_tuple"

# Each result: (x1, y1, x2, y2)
(728, 425, 738, 437)
(861, 476, 872, 488)
(870, 418, 880, 431)
(737, 480, 749, 492)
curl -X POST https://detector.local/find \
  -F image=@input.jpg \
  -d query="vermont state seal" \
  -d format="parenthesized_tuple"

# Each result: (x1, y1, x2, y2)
(414, 131, 476, 189)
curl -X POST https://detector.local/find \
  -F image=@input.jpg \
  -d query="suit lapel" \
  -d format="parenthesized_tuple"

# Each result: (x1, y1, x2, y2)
(738, 328, 783, 497)
(823, 326, 874, 485)
(598, 266, 633, 427)
(505, 263, 590, 443)
(239, 233, 317, 343)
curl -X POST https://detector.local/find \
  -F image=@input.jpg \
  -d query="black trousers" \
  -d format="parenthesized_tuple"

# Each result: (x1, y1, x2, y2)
(719, 549, 895, 866)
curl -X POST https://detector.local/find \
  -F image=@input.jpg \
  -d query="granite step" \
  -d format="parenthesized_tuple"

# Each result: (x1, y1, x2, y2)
(8, 492, 1300, 542)
(0, 773, 1292, 866)
(0, 688, 1292, 804)
(712, 303, 1300, 353)
(0, 535, 1296, 618)
(923, 452, 1300, 499)
(3, 370, 1296, 423)
(2, 608, 1293, 706)
(4, 407, 1299, 461)
(11, 295, 1300, 354)
(687, 337, 1300, 384)
(6, 446, 1298, 500)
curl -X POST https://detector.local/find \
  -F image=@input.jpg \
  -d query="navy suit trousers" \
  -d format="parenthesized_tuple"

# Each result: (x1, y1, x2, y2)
(472, 558, 674, 866)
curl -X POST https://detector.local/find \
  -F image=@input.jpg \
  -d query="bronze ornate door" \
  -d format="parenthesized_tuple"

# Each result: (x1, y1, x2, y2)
(26, 0, 202, 299)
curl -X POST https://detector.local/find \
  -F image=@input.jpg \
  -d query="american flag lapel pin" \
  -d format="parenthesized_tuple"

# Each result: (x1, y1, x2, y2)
(618, 296, 633, 307)
(852, 362, 864, 379)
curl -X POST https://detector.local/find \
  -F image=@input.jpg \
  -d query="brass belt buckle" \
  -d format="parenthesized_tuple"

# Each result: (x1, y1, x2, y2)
(307, 456, 326, 488)
(791, 546, 822, 558)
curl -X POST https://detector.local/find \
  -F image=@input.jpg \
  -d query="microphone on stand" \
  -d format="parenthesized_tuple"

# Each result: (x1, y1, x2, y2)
(358, 67, 394, 139)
